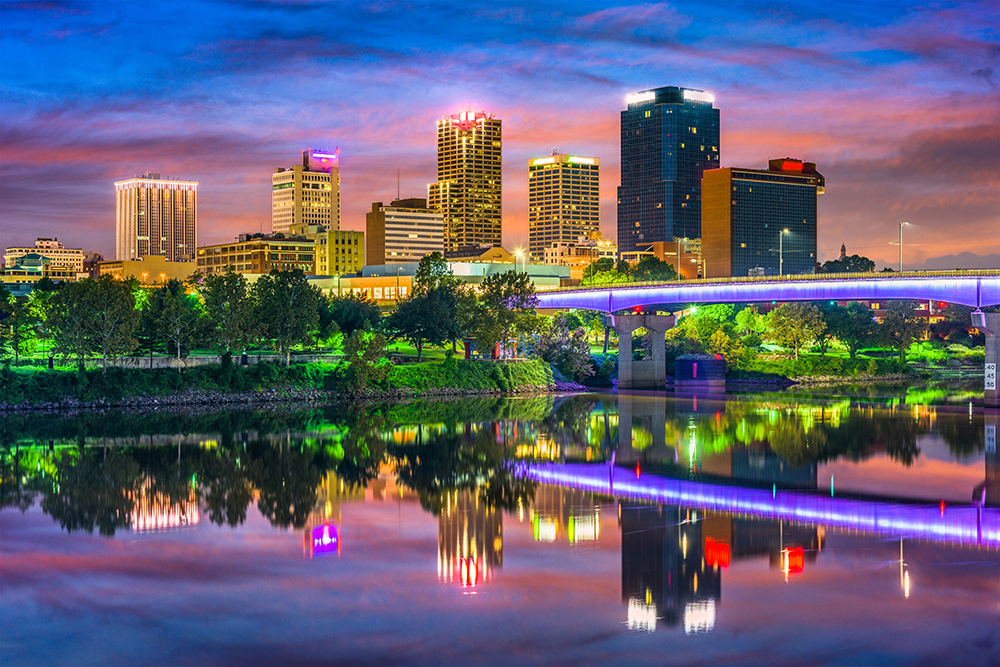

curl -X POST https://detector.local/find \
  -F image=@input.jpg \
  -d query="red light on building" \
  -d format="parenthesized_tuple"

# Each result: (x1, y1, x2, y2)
(705, 538, 730, 568)
(781, 160, 804, 172)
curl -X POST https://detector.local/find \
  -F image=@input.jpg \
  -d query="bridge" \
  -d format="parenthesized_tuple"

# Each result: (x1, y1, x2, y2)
(523, 463, 1000, 549)
(536, 271, 1000, 402)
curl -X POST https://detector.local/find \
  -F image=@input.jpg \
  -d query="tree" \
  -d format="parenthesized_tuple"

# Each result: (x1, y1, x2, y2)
(253, 270, 321, 367)
(413, 252, 460, 295)
(581, 257, 614, 283)
(879, 302, 925, 360)
(327, 292, 381, 337)
(342, 330, 390, 392)
(88, 275, 141, 374)
(531, 314, 594, 382)
(465, 270, 539, 356)
(632, 256, 677, 282)
(824, 302, 876, 359)
(153, 279, 207, 373)
(580, 267, 632, 287)
(387, 286, 459, 362)
(27, 278, 62, 365)
(1, 293, 34, 365)
(49, 280, 97, 369)
(199, 270, 252, 365)
(767, 302, 826, 360)
(816, 254, 876, 273)
(734, 305, 768, 337)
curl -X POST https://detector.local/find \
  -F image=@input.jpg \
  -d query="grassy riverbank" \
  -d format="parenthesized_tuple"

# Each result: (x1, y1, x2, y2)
(0, 358, 556, 407)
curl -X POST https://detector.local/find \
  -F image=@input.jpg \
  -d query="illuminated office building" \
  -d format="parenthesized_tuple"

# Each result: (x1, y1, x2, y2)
(365, 198, 444, 265)
(272, 149, 341, 234)
(701, 158, 823, 278)
(528, 154, 600, 262)
(115, 172, 198, 261)
(428, 110, 502, 252)
(617, 86, 719, 257)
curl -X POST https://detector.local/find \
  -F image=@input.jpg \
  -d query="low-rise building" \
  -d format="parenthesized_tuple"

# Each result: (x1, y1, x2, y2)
(444, 244, 515, 264)
(543, 233, 617, 280)
(289, 223, 363, 275)
(5, 238, 86, 273)
(195, 233, 316, 276)
(98, 255, 195, 285)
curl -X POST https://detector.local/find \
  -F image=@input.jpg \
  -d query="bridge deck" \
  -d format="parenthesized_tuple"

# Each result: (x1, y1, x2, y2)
(536, 272, 1000, 311)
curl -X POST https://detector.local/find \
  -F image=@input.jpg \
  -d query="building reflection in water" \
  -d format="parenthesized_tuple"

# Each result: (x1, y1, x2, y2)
(438, 490, 502, 587)
(530, 484, 601, 545)
(621, 502, 823, 633)
(129, 477, 200, 532)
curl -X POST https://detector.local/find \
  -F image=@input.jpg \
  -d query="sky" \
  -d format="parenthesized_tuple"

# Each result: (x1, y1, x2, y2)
(1, 0, 998, 270)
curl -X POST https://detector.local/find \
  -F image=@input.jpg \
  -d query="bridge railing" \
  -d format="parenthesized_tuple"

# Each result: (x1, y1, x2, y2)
(539, 269, 1000, 294)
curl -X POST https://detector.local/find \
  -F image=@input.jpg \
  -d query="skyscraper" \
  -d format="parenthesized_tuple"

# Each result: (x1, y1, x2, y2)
(528, 153, 600, 262)
(701, 158, 824, 278)
(428, 110, 502, 252)
(115, 172, 198, 261)
(617, 86, 720, 257)
(272, 149, 341, 234)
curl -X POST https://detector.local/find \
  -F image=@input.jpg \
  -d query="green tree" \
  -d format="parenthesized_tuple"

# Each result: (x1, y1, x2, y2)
(27, 278, 62, 365)
(1, 293, 35, 365)
(327, 292, 381, 337)
(581, 257, 615, 283)
(199, 270, 252, 365)
(531, 313, 594, 381)
(154, 279, 207, 373)
(342, 329, 390, 392)
(631, 255, 677, 282)
(253, 269, 320, 367)
(734, 305, 768, 337)
(49, 280, 97, 369)
(387, 286, 460, 362)
(465, 270, 539, 356)
(767, 302, 826, 360)
(413, 252, 460, 295)
(825, 302, 876, 359)
(816, 254, 876, 273)
(879, 302, 926, 360)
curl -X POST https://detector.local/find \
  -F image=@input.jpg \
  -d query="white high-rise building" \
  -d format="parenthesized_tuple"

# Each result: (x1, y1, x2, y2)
(115, 172, 198, 261)
(272, 149, 341, 235)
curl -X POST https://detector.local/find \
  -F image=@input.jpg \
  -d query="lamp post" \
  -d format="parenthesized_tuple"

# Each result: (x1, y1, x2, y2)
(779, 229, 790, 276)
(514, 250, 524, 274)
(396, 265, 401, 298)
(898, 221, 909, 272)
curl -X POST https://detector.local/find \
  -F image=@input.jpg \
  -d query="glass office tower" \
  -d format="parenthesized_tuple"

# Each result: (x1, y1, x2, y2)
(617, 86, 719, 257)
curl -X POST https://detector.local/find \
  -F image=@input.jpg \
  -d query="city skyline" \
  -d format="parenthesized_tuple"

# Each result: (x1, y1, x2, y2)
(1, 1, 997, 270)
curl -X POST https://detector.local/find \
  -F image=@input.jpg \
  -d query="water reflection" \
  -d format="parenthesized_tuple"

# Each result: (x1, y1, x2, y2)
(2, 395, 999, 663)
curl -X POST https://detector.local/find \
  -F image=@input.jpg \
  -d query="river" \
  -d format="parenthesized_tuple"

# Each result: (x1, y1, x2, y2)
(2, 390, 998, 665)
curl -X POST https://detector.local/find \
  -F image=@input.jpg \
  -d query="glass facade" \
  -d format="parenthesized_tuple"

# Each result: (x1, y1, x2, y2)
(730, 172, 818, 276)
(617, 87, 719, 257)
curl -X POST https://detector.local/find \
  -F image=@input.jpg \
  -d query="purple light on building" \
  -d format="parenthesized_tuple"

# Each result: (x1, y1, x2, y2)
(309, 523, 340, 558)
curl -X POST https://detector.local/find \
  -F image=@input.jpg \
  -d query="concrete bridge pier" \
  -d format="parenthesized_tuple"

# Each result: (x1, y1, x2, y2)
(972, 311, 999, 409)
(606, 313, 676, 390)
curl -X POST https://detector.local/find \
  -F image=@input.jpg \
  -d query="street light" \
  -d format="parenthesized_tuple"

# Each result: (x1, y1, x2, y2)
(514, 250, 524, 274)
(779, 229, 790, 276)
(898, 221, 909, 272)
(396, 265, 401, 298)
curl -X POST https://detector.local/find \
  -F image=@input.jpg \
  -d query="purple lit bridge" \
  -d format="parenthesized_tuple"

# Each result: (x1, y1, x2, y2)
(524, 463, 1000, 549)
(535, 272, 1000, 396)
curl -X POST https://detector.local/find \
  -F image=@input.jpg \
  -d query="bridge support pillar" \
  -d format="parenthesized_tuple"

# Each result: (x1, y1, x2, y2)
(606, 313, 676, 390)
(972, 312, 999, 409)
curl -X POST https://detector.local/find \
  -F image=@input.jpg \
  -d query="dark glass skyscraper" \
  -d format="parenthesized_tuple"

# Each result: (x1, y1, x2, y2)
(617, 86, 720, 257)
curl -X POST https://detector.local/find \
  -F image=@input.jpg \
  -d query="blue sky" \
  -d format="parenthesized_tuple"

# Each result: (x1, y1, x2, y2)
(1, 0, 997, 268)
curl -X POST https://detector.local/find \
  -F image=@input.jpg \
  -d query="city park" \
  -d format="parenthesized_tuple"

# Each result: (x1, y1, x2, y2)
(0, 252, 995, 407)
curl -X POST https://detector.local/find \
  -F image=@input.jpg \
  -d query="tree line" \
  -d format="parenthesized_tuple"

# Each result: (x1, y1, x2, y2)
(0, 254, 542, 374)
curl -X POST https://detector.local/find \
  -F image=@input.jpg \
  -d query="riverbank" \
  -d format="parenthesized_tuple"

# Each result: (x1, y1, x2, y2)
(0, 359, 574, 411)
